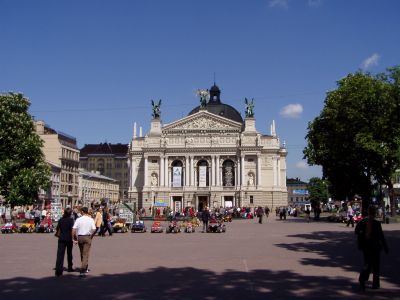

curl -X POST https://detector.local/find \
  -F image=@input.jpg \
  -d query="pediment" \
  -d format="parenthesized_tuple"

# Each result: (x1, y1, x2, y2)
(163, 111, 242, 133)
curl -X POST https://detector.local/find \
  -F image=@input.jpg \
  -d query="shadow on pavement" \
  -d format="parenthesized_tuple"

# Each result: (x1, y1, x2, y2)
(276, 230, 400, 289)
(0, 266, 398, 300)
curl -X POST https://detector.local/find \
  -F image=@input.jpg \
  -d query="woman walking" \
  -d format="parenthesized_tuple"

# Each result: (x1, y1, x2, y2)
(55, 207, 74, 276)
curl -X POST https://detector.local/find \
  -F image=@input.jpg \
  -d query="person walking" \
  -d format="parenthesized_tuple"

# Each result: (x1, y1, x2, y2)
(256, 206, 264, 224)
(72, 207, 96, 278)
(93, 207, 102, 235)
(54, 207, 75, 277)
(265, 206, 270, 218)
(346, 204, 355, 227)
(355, 206, 389, 291)
(100, 208, 112, 236)
(201, 207, 210, 233)
(305, 207, 311, 223)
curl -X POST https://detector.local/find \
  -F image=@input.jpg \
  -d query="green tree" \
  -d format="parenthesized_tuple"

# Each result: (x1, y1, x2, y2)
(308, 177, 330, 208)
(0, 93, 50, 207)
(304, 67, 400, 216)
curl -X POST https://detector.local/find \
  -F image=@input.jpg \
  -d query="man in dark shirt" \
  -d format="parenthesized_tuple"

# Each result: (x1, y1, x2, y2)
(55, 207, 75, 276)
(355, 206, 389, 290)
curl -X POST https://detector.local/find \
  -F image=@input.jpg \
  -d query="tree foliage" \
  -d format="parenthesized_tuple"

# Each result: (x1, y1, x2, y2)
(0, 93, 50, 207)
(308, 177, 330, 207)
(304, 67, 400, 215)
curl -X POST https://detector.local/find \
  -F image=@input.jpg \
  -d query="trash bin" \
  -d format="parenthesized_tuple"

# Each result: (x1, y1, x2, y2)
(385, 217, 390, 224)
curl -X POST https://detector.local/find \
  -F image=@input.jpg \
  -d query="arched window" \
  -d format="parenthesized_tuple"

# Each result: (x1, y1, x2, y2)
(97, 158, 104, 175)
(171, 160, 183, 187)
(223, 160, 235, 186)
(197, 160, 209, 187)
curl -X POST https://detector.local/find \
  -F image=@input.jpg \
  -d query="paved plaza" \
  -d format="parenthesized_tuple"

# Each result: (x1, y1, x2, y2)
(0, 216, 399, 300)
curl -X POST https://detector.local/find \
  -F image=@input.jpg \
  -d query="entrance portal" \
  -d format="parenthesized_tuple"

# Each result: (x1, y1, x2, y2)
(198, 196, 208, 211)
(173, 196, 182, 212)
(224, 196, 234, 208)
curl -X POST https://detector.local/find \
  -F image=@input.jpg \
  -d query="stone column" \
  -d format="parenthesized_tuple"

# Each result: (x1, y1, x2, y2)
(241, 155, 245, 187)
(160, 156, 164, 187)
(190, 156, 194, 186)
(216, 156, 220, 186)
(144, 156, 148, 187)
(131, 157, 136, 189)
(185, 156, 190, 186)
(165, 157, 170, 187)
(273, 156, 277, 187)
(257, 154, 261, 187)
(211, 156, 215, 186)
(234, 162, 238, 187)
(277, 156, 281, 186)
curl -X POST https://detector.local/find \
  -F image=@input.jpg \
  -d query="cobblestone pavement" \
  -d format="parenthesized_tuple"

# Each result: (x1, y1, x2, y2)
(0, 216, 399, 300)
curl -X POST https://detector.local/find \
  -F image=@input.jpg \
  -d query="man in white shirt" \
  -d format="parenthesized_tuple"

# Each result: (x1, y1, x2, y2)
(72, 207, 96, 277)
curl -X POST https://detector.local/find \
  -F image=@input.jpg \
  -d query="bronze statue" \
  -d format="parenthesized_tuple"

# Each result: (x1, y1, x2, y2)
(197, 89, 209, 108)
(151, 99, 161, 119)
(245, 98, 255, 118)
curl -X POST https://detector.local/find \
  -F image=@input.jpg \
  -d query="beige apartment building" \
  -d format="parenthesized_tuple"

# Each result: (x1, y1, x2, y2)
(35, 121, 80, 208)
(129, 84, 288, 212)
(79, 143, 129, 200)
(38, 161, 61, 207)
(79, 169, 119, 206)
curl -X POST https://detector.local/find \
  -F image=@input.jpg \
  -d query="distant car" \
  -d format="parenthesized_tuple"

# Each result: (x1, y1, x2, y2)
(131, 220, 146, 233)
(166, 220, 181, 233)
(19, 220, 35, 233)
(112, 220, 129, 233)
(208, 217, 226, 233)
(1, 223, 18, 234)
(150, 221, 163, 233)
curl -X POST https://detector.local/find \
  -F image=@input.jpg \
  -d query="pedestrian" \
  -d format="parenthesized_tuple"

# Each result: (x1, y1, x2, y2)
(256, 206, 264, 224)
(355, 206, 389, 291)
(346, 205, 355, 227)
(54, 207, 74, 277)
(100, 208, 112, 236)
(72, 207, 96, 277)
(201, 206, 210, 233)
(34, 207, 41, 227)
(305, 207, 311, 223)
(265, 206, 270, 218)
(93, 206, 102, 235)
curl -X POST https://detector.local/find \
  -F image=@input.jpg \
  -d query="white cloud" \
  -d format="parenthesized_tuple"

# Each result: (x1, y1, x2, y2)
(296, 161, 309, 170)
(361, 53, 380, 70)
(269, 0, 288, 9)
(280, 103, 303, 118)
(307, 0, 322, 7)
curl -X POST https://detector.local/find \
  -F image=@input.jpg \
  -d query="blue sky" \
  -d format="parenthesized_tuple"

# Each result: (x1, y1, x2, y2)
(1, 0, 399, 181)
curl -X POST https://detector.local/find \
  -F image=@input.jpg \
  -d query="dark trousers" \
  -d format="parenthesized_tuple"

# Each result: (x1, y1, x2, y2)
(78, 236, 92, 273)
(347, 216, 354, 227)
(258, 215, 263, 224)
(359, 249, 381, 288)
(202, 221, 209, 232)
(55, 240, 73, 274)
(100, 223, 112, 236)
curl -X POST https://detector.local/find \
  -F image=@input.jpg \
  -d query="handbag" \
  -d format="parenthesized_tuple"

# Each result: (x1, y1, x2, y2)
(54, 227, 60, 238)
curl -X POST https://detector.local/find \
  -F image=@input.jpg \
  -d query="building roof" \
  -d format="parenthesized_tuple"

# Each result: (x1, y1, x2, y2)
(80, 143, 128, 158)
(188, 84, 243, 123)
(79, 170, 117, 182)
(286, 178, 308, 185)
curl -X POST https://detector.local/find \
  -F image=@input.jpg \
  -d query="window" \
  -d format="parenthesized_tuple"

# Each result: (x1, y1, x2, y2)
(250, 196, 254, 204)
(171, 160, 184, 187)
(196, 160, 209, 187)
(222, 160, 235, 186)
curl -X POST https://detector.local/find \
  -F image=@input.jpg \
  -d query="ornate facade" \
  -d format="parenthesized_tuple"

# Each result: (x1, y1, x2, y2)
(128, 84, 287, 212)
